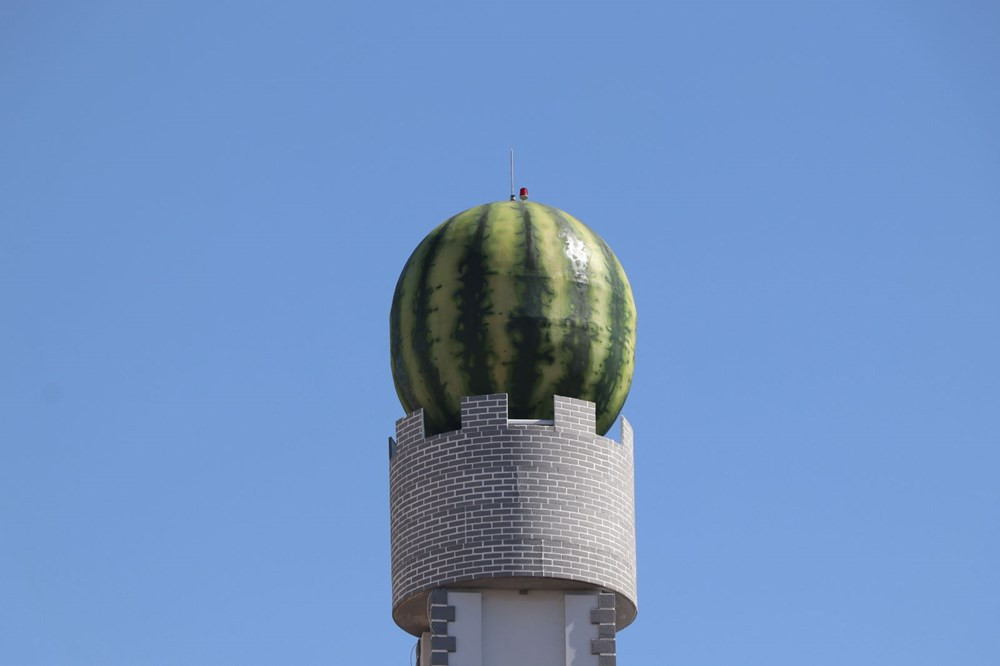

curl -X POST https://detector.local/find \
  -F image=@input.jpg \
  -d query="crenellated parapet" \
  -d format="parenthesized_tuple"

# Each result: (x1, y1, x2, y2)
(389, 393, 637, 636)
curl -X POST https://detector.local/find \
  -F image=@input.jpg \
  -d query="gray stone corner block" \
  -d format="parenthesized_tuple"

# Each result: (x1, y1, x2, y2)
(431, 636, 457, 652)
(429, 605, 456, 622)
(591, 639, 616, 655)
(591, 608, 616, 624)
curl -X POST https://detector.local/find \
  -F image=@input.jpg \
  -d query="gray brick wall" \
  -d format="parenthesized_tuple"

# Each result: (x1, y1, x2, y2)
(389, 394, 637, 636)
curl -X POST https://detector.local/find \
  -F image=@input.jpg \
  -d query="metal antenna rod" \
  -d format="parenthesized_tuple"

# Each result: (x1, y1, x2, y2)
(509, 148, 515, 201)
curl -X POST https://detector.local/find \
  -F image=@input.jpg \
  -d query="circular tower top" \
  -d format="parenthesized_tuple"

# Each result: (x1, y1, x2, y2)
(390, 200, 636, 435)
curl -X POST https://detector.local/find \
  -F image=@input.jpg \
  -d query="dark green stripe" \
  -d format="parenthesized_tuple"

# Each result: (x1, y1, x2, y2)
(455, 206, 493, 396)
(390, 242, 426, 414)
(412, 218, 457, 433)
(508, 202, 554, 419)
(592, 236, 630, 434)
(546, 206, 593, 401)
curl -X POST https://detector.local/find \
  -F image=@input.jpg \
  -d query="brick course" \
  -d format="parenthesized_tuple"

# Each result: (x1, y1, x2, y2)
(389, 394, 638, 636)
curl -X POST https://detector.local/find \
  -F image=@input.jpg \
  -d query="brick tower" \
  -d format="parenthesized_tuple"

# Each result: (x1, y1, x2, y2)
(388, 199, 638, 665)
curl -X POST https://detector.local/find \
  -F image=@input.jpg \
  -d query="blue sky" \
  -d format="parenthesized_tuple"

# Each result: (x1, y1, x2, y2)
(1, 1, 998, 664)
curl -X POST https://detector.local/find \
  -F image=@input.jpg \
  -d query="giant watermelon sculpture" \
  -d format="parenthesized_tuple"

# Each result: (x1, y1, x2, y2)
(390, 200, 636, 436)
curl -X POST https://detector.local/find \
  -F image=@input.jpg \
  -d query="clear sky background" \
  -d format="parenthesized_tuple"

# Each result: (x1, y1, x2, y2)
(1, 1, 998, 664)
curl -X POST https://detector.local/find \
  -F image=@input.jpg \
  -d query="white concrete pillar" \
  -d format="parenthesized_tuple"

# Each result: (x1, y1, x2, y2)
(420, 589, 616, 665)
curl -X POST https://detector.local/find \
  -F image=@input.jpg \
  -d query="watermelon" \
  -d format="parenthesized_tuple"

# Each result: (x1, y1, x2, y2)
(390, 200, 636, 436)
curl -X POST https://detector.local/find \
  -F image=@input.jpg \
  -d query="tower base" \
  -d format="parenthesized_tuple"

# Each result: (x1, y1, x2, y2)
(416, 588, 618, 666)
